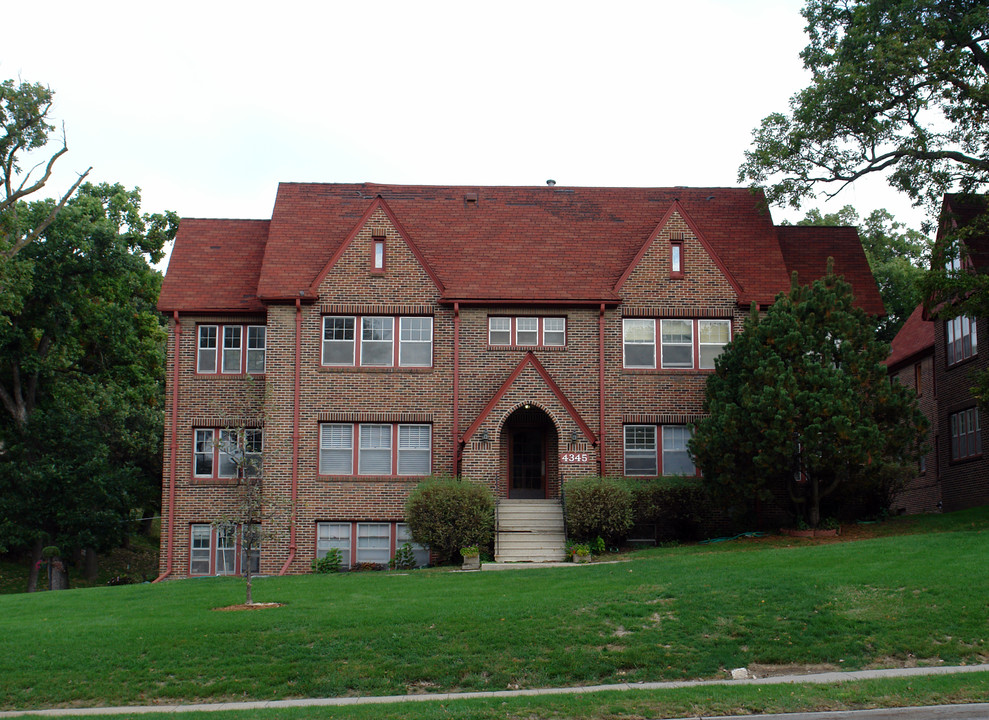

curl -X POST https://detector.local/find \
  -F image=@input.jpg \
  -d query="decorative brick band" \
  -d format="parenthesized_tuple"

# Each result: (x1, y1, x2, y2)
(189, 416, 264, 428)
(189, 314, 266, 323)
(318, 303, 435, 315)
(621, 306, 734, 318)
(317, 412, 434, 423)
(622, 413, 706, 424)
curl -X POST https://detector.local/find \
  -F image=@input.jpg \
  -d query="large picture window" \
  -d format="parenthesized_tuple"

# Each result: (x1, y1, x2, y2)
(322, 316, 432, 367)
(319, 423, 431, 477)
(197, 324, 265, 375)
(189, 524, 260, 576)
(624, 318, 730, 370)
(316, 521, 429, 569)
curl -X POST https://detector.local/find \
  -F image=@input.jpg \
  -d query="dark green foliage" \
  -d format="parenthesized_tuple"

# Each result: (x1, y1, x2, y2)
(404, 476, 494, 564)
(311, 549, 343, 574)
(391, 543, 418, 570)
(690, 265, 928, 527)
(739, 0, 989, 218)
(625, 476, 712, 542)
(0, 182, 177, 585)
(563, 476, 633, 545)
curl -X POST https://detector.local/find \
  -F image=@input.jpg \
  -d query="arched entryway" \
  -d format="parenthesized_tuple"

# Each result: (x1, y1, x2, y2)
(501, 405, 559, 499)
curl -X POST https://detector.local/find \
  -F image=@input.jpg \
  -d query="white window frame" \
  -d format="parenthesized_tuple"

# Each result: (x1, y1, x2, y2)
(222, 326, 242, 374)
(623, 318, 656, 369)
(543, 317, 566, 346)
(319, 423, 354, 475)
(624, 424, 657, 476)
(197, 326, 218, 373)
(358, 424, 393, 475)
(397, 424, 432, 476)
(515, 317, 539, 346)
(322, 316, 356, 366)
(316, 522, 352, 569)
(660, 319, 694, 369)
(488, 317, 512, 345)
(246, 326, 266, 374)
(398, 317, 433, 367)
(215, 525, 238, 575)
(360, 317, 394, 366)
(662, 425, 696, 476)
(356, 522, 391, 565)
(698, 320, 731, 370)
(190, 524, 212, 575)
(193, 429, 215, 477)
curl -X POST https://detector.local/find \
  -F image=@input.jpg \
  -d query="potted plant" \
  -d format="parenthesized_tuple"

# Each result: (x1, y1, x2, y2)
(571, 543, 591, 563)
(460, 545, 480, 571)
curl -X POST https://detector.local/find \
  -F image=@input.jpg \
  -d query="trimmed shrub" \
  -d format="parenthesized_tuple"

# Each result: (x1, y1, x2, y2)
(311, 548, 343, 573)
(624, 475, 711, 542)
(405, 475, 494, 564)
(564, 476, 633, 545)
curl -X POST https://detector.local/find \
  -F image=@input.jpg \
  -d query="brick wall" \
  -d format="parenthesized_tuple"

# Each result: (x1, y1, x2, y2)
(888, 351, 941, 514)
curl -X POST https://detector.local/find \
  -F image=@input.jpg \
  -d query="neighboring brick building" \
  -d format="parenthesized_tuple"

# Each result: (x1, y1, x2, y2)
(885, 305, 939, 513)
(155, 183, 882, 579)
(891, 194, 989, 514)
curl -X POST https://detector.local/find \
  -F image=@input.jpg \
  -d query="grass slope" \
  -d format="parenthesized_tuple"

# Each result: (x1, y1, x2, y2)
(1, 509, 987, 712)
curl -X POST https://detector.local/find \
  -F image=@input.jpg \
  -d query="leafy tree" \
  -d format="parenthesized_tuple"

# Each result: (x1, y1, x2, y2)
(0, 182, 177, 590)
(690, 264, 927, 527)
(1, 78, 90, 260)
(792, 205, 932, 343)
(739, 0, 989, 217)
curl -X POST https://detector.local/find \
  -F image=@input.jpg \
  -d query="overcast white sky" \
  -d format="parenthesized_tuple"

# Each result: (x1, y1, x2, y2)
(6, 0, 929, 263)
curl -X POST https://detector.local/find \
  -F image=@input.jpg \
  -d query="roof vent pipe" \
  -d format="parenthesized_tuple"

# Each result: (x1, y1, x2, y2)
(546, 179, 556, 186)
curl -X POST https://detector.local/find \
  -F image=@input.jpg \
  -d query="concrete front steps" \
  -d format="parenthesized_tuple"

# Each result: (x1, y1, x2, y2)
(494, 499, 567, 563)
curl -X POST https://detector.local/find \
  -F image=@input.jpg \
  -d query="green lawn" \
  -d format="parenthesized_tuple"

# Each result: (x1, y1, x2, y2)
(1, 508, 988, 713)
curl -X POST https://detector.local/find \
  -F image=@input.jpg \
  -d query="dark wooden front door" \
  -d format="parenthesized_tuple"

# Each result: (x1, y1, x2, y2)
(510, 428, 545, 499)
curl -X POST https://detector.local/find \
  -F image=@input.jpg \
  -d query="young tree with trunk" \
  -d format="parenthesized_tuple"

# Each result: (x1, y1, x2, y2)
(690, 264, 927, 527)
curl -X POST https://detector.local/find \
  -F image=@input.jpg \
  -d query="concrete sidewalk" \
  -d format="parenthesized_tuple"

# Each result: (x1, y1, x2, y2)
(2, 663, 987, 717)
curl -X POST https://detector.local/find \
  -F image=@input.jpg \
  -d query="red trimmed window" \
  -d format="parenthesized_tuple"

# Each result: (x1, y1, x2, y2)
(318, 423, 431, 476)
(622, 318, 730, 369)
(315, 521, 428, 569)
(193, 428, 262, 479)
(197, 324, 265, 374)
(946, 316, 977, 365)
(670, 241, 683, 277)
(488, 317, 566, 347)
(321, 316, 432, 367)
(372, 239, 385, 271)
(189, 524, 260, 576)
(623, 425, 697, 476)
(950, 408, 981, 461)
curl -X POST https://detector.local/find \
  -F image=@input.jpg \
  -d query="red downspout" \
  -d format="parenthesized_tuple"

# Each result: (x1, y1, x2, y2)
(453, 302, 460, 475)
(153, 311, 181, 583)
(598, 303, 606, 477)
(279, 299, 302, 574)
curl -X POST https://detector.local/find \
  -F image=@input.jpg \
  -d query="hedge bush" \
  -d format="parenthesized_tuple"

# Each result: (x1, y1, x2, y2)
(563, 476, 633, 545)
(624, 475, 711, 542)
(405, 476, 494, 564)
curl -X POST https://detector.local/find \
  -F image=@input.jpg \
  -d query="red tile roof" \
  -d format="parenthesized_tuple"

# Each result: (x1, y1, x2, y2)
(158, 219, 268, 313)
(941, 194, 989, 270)
(160, 184, 882, 312)
(885, 304, 934, 369)
(777, 226, 885, 315)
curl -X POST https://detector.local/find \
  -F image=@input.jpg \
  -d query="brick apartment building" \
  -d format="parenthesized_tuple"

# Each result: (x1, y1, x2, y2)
(155, 183, 882, 579)
(886, 194, 988, 514)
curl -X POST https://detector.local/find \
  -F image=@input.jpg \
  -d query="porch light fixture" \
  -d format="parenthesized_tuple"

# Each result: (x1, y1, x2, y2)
(570, 430, 578, 444)
(478, 430, 490, 443)
(523, 403, 530, 410)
